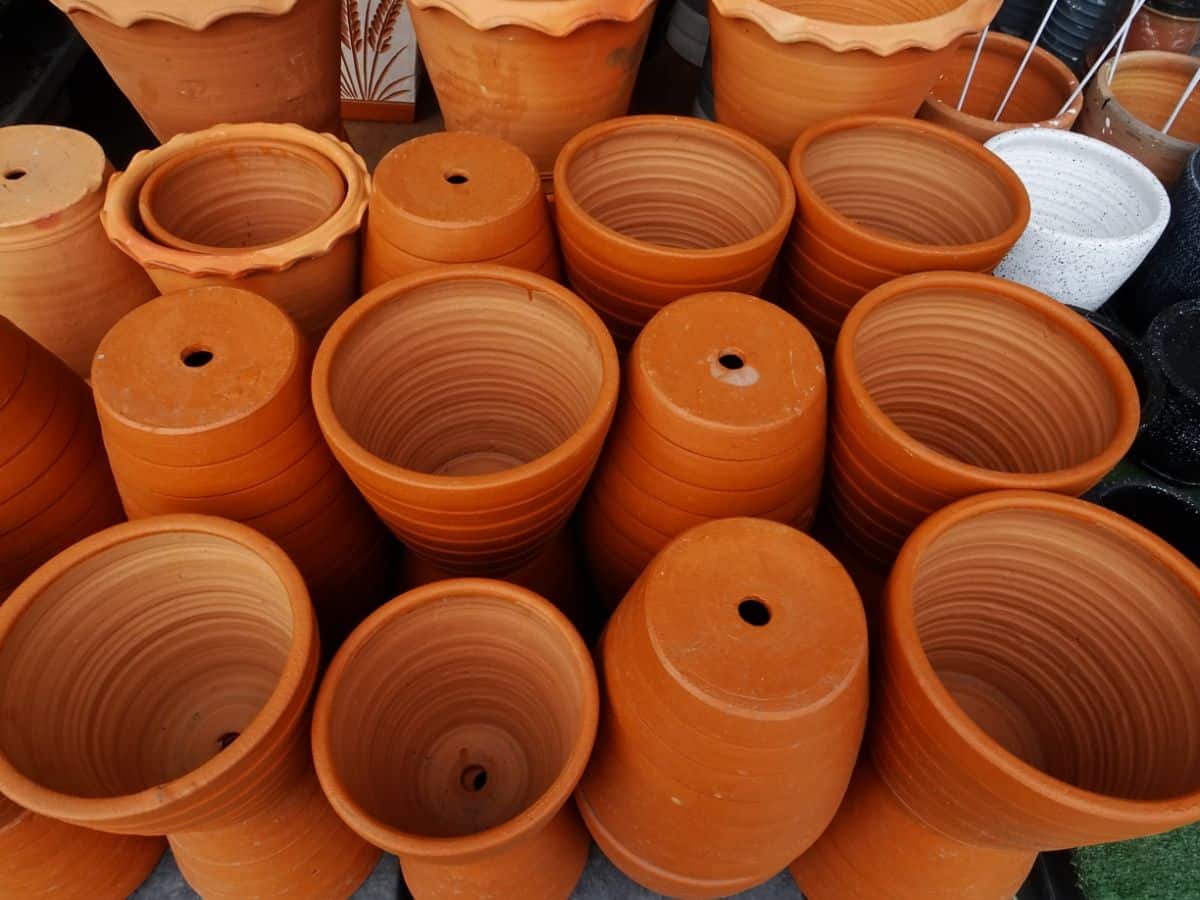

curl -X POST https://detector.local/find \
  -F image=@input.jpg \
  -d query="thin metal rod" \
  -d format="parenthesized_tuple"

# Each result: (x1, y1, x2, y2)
(994, 0, 1059, 121)
(1107, 0, 1144, 84)
(957, 26, 991, 111)
(1056, 0, 1150, 119)
(1163, 65, 1200, 134)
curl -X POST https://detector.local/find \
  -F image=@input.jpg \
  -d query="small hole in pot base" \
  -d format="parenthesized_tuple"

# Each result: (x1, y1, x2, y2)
(444, 171, 469, 185)
(3, 169, 26, 181)
(718, 351, 745, 371)
(461, 765, 488, 792)
(738, 597, 771, 626)
(181, 348, 214, 368)
(217, 732, 239, 751)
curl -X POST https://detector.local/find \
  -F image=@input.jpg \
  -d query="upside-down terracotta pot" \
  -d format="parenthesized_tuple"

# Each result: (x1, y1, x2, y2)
(580, 292, 826, 604)
(91, 286, 392, 644)
(312, 264, 619, 575)
(708, 0, 1002, 159)
(577, 517, 868, 898)
(784, 115, 1031, 350)
(0, 317, 124, 601)
(553, 115, 794, 348)
(409, 0, 654, 177)
(102, 122, 370, 339)
(829, 271, 1140, 572)
(312, 578, 598, 899)
(362, 131, 559, 291)
(49, 0, 341, 140)
(793, 490, 1200, 898)
(0, 125, 156, 377)
(0, 516, 380, 899)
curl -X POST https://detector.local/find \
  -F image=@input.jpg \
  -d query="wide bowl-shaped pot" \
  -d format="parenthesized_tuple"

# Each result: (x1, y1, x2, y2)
(553, 115, 794, 348)
(0, 516, 379, 898)
(577, 517, 868, 899)
(829, 271, 1140, 572)
(708, 0, 1002, 159)
(784, 115, 1031, 349)
(986, 128, 1171, 309)
(312, 578, 598, 900)
(102, 122, 370, 339)
(311, 264, 619, 576)
(1137, 298, 1200, 484)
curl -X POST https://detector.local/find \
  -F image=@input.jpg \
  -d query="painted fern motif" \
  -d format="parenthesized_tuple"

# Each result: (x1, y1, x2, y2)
(341, 0, 415, 102)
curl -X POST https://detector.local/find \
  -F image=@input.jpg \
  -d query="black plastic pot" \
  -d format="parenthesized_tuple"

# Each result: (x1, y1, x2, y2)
(1017, 852, 1087, 900)
(1072, 306, 1167, 436)
(1136, 298, 1200, 485)
(1042, 0, 1135, 74)
(994, 0, 1055, 38)
(1085, 458, 1200, 563)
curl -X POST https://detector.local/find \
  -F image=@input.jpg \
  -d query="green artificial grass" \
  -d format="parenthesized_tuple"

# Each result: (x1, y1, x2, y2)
(1073, 823, 1200, 900)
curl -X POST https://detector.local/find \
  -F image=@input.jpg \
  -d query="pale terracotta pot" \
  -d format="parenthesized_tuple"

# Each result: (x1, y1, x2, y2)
(102, 122, 370, 339)
(50, 0, 342, 140)
(1128, 4, 1200, 53)
(0, 515, 380, 899)
(312, 578, 599, 900)
(0, 125, 156, 377)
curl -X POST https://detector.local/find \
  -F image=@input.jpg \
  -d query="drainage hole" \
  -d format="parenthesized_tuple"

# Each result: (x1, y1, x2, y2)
(738, 597, 771, 626)
(718, 352, 744, 371)
(460, 765, 488, 792)
(3, 169, 25, 181)
(444, 170, 469, 185)
(181, 347, 214, 368)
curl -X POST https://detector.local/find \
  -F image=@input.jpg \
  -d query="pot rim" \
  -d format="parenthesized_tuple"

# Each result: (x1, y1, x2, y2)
(886, 489, 1200, 822)
(102, 123, 370, 279)
(311, 577, 599, 860)
(553, 114, 794, 263)
(0, 514, 318, 826)
(311, 263, 620, 495)
(47, 0, 300, 29)
(1090, 50, 1200, 152)
(835, 271, 1141, 489)
(407, 0, 654, 35)
(1148, 298, 1200, 404)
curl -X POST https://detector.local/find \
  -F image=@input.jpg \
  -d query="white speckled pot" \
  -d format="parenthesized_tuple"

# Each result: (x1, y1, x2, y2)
(984, 129, 1171, 310)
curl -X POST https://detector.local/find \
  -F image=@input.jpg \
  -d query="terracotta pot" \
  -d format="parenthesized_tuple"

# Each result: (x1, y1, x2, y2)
(828, 271, 1140, 572)
(409, 0, 654, 177)
(0, 515, 380, 899)
(0, 125, 157, 377)
(784, 115, 1031, 350)
(50, 0, 342, 140)
(362, 131, 560, 291)
(708, 0, 1002, 159)
(1128, 5, 1200, 53)
(986, 128, 1171, 309)
(102, 122, 370, 339)
(1137, 298, 1200, 485)
(312, 578, 598, 900)
(580, 292, 826, 603)
(577, 517, 868, 898)
(795, 490, 1200, 897)
(1077, 51, 1200, 188)
(919, 32, 1082, 141)
(553, 115, 794, 348)
(311, 264, 619, 576)
(91, 286, 392, 644)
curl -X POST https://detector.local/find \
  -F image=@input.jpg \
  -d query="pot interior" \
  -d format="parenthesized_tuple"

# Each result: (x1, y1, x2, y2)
(928, 35, 1073, 123)
(763, 0, 961, 25)
(0, 532, 293, 799)
(323, 592, 589, 837)
(911, 505, 1200, 801)
(1111, 57, 1200, 143)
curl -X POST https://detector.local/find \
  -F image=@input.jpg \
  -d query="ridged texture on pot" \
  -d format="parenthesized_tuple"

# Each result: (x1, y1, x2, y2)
(576, 518, 868, 899)
(0, 516, 379, 898)
(1137, 298, 1200, 485)
(312, 579, 598, 899)
(410, 2, 653, 175)
(708, 0, 1002, 159)
(986, 128, 1171, 310)
(1040, 0, 1132, 75)
(311, 265, 619, 576)
(992, 0, 1052, 38)
(784, 116, 1031, 349)
(580, 292, 826, 603)
(0, 317, 124, 601)
(53, 0, 341, 140)
(91, 287, 391, 644)
(0, 125, 157, 377)
(102, 122, 370, 339)
(554, 116, 794, 349)
(362, 131, 560, 291)
(828, 272, 1140, 572)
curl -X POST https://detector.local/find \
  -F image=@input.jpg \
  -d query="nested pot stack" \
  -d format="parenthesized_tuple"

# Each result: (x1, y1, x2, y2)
(581, 291, 827, 604)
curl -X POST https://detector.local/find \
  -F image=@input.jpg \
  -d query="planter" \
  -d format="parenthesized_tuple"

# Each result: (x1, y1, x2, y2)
(580, 291, 826, 604)
(577, 517, 868, 898)
(784, 115, 1031, 350)
(918, 33, 1082, 141)
(1084, 458, 1200, 563)
(102, 122, 370, 340)
(994, 0, 1054, 38)
(708, 0, 1001, 159)
(1136, 298, 1200, 484)
(828, 271, 1140, 572)
(0, 516, 380, 898)
(312, 578, 598, 899)
(1041, 0, 1132, 74)
(1070, 306, 1166, 435)
(1077, 51, 1200, 187)
(409, 0, 654, 177)
(362, 131, 559, 292)
(0, 125, 156, 377)
(91, 286, 392, 645)
(794, 491, 1200, 897)
(340, 0, 420, 122)
(311, 264, 619, 576)
(50, 0, 342, 140)
(554, 115, 793, 349)
(986, 128, 1171, 309)
(1128, 5, 1200, 52)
